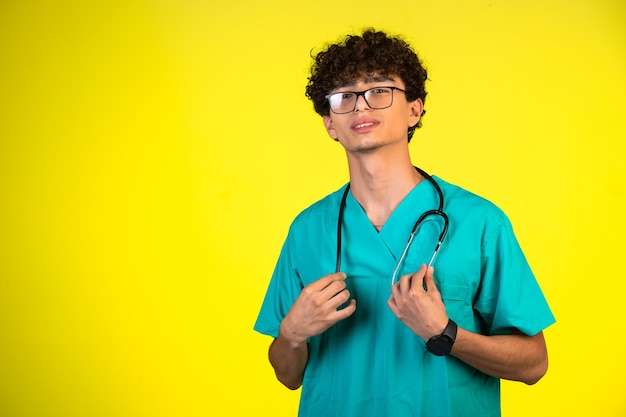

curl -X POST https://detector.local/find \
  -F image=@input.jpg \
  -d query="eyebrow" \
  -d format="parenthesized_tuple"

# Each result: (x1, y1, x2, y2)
(338, 75, 396, 88)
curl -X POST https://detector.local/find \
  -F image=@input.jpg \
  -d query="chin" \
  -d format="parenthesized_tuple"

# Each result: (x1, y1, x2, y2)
(354, 141, 389, 153)
(341, 138, 384, 152)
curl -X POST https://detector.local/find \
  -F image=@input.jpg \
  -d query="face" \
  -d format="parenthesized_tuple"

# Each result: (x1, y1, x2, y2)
(322, 75, 423, 153)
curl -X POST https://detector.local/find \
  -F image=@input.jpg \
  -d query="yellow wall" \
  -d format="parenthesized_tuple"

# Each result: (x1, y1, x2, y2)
(1, 0, 624, 416)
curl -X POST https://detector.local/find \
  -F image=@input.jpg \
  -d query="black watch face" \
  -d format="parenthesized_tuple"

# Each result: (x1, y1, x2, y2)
(427, 336, 452, 356)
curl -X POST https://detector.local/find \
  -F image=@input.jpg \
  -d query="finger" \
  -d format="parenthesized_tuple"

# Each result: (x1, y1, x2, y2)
(326, 298, 356, 324)
(319, 278, 348, 302)
(389, 282, 402, 311)
(390, 280, 401, 300)
(423, 266, 439, 294)
(325, 287, 351, 310)
(336, 299, 357, 318)
(309, 272, 347, 292)
(398, 268, 416, 297)
(407, 264, 428, 294)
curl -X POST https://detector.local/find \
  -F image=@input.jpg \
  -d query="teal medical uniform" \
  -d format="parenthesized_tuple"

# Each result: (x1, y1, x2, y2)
(254, 176, 555, 417)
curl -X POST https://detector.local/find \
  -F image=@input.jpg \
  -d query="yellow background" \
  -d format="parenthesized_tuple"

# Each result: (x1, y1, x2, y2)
(1, 0, 625, 416)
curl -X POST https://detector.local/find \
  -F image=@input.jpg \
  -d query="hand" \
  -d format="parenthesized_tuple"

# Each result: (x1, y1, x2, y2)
(387, 264, 449, 341)
(280, 272, 356, 346)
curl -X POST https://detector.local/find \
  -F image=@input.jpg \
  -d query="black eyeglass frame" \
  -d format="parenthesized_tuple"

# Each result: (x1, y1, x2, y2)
(325, 86, 406, 114)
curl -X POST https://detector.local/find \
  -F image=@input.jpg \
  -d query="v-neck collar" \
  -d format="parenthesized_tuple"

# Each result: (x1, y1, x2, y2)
(344, 177, 440, 263)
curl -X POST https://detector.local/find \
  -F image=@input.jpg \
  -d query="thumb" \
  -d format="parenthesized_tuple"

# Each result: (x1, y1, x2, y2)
(423, 266, 439, 294)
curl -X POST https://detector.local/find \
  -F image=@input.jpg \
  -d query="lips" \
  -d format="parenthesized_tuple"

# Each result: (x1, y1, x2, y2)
(351, 118, 379, 131)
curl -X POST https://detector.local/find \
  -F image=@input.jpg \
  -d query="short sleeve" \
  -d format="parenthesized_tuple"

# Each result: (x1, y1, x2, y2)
(253, 226, 304, 338)
(474, 215, 555, 336)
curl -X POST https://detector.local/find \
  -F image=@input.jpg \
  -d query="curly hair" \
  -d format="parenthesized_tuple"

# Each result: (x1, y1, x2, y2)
(305, 29, 428, 140)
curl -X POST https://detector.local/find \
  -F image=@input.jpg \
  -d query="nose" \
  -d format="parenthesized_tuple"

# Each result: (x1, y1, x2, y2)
(354, 93, 371, 112)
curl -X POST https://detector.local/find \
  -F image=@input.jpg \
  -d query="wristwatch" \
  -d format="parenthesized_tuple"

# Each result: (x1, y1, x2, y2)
(426, 319, 457, 356)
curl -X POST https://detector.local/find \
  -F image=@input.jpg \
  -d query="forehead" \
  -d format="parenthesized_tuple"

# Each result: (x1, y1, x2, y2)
(333, 74, 402, 91)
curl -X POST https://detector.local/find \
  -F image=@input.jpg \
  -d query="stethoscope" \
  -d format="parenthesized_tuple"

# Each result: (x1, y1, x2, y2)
(335, 166, 449, 286)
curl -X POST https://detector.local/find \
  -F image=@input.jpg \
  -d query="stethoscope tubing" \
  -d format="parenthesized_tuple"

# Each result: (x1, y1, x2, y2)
(335, 166, 448, 275)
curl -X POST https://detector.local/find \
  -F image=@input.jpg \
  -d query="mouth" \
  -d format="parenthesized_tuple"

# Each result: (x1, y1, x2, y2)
(351, 119, 379, 131)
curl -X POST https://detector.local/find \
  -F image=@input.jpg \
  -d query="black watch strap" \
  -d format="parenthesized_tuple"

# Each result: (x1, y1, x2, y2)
(426, 319, 458, 356)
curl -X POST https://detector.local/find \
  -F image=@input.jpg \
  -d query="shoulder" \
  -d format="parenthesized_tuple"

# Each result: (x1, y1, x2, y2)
(433, 176, 511, 229)
(288, 184, 348, 233)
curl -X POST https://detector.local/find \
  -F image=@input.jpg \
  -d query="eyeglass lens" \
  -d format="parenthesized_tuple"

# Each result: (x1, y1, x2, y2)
(328, 87, 395, 113)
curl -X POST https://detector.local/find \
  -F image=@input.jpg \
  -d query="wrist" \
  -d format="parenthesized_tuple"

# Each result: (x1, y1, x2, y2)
(426, 319, 458, 356)
(279, 320, 308, 348)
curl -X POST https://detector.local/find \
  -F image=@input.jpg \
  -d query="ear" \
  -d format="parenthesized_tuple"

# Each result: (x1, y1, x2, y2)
(323, 115, 339, 140)
(408, 98, 424, 129)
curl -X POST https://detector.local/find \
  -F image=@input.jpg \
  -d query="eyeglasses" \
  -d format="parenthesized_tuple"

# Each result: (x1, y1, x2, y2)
(325, 86, 406, 114)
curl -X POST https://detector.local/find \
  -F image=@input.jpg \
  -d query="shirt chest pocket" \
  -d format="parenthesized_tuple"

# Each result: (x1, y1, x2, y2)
(437, 282, 473, 324)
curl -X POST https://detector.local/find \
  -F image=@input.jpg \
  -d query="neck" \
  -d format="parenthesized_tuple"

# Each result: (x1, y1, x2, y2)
(346, 150, 422, 228)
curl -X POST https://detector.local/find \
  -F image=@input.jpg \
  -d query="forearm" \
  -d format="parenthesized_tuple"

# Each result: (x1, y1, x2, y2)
(451, 328, 548, 385)
(268, 327, 308, 390)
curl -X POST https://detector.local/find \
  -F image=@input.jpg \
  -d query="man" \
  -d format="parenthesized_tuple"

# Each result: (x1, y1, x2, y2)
(254, 29, 555, 417)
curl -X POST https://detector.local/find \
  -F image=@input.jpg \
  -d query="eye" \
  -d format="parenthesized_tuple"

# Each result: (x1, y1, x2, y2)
(327, 93, 349, 109)
(328, 92, 354, 102)
(369, 88, 391, 95)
